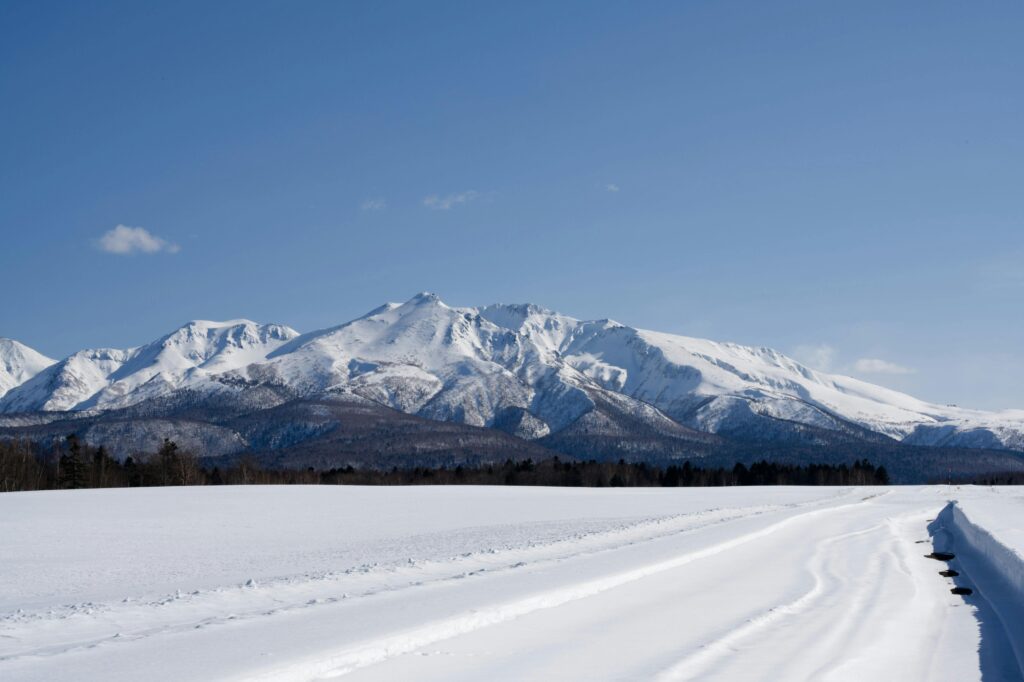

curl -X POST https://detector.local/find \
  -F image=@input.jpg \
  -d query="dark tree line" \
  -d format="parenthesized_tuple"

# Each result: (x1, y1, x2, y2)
(318, 458, 891, 487)
(0, 436, 207, 491)
(0, 436, 893, 491)
(939, 471, 1024, 485)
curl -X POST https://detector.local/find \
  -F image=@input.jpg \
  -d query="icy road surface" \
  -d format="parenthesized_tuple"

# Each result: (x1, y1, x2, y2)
(1, 485, 1021, 681)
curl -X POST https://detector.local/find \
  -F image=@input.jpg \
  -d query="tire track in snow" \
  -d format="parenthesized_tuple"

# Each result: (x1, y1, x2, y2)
(812, 510, 959, 681)
(249, 493, 886, 681)
(656, 507, 955, 682)
(809, 517, 922, 681)
(652, 517, 890, 681)
(813, 522, 915, 680)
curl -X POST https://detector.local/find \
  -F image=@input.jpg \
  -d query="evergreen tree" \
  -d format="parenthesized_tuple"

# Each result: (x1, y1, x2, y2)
(157, 439, 179, 485)
(59, 434, 87, 489)
(91, 445, 114, 488)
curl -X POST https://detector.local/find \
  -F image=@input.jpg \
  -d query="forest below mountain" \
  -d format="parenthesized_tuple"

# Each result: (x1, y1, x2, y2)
(0, 436, 899, 491)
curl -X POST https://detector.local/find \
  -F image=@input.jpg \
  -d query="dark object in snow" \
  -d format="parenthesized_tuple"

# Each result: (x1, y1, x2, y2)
(939, 569, 959, 577)
(950, 587, 973, 596)
(925, 552, 956, 561)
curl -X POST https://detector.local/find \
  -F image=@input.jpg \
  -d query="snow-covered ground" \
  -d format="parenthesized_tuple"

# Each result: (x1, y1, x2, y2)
(1, 485, 1022, 681)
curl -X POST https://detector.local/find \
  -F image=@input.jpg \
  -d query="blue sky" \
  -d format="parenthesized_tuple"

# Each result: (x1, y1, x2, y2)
(2, 0, 1022, 409)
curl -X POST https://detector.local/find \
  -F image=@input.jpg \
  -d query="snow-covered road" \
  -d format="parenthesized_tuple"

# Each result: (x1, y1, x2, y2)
(1, 485, 1021, 681)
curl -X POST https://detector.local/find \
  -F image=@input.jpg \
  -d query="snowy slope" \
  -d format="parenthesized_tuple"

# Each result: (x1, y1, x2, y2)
(1, 485, 1020, 681)
(246, 294, 620, 437)
(0, 339, 54, 399)
(0, 321, 297, 412)
(583, 328, 1024, 444)
(1, 294, 1021, 451)
(246, 293, 1024, 449)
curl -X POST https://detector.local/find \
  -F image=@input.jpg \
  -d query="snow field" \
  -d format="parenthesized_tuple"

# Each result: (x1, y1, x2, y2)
(1, 485, 1021, 681)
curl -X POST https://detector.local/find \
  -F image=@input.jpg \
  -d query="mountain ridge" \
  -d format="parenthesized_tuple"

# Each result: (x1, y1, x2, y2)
(1, 294, 1022, 456)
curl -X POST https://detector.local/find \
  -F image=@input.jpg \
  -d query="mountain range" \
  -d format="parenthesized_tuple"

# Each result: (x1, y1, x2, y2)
(2, 293, 1023, 482)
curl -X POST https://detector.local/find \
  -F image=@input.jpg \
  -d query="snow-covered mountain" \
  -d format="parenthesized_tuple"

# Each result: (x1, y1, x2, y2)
(1, 294, 1022, 452)
(0, 339, 55, 398)
(0, 320, 298, 413)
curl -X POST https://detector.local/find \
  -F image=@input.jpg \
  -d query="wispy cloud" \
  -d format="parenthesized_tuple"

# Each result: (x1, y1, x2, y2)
(791, 343, 836, 371)
(605, 183, 620, 193)
(853, 358, 915, 375)
(361, 198, 387, 211)
(97, 225, 179, 255)
(423, 190, 480, 210)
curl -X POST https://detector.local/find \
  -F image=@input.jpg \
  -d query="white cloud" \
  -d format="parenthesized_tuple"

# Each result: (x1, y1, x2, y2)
(97, 225, 179, 255)
(791, 343, 836, 371)
(853, 358, 915, 375)
(605, 183, 620, 193)
(423, 190, 480, 210)
(361, 198, 387, 211)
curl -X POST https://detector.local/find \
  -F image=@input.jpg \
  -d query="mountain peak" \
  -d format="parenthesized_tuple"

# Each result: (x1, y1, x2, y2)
(1, 298, 1022, 455)
(180, 319, 258, 330)
(0, 338, 56, 398)
(0, 337, 54, 363)
(0, 337, 38, 352)
(406, 291, 443, 306)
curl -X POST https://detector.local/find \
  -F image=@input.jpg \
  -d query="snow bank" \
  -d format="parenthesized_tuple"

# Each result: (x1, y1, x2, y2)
(945, 494, 1024, 673)
(951, 497, 1024, 596)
